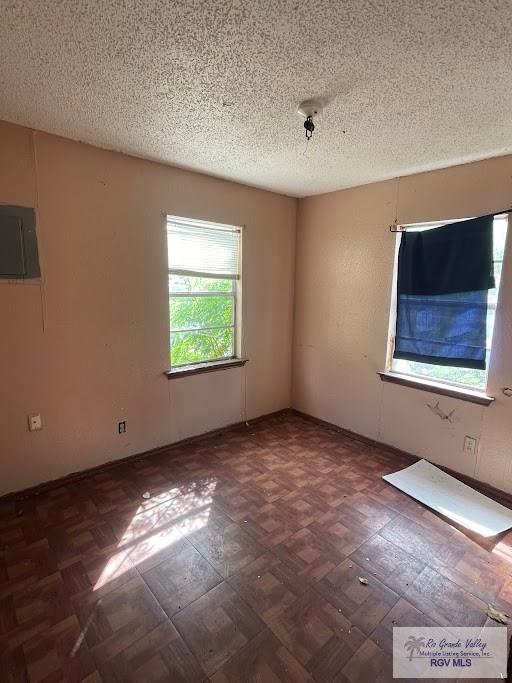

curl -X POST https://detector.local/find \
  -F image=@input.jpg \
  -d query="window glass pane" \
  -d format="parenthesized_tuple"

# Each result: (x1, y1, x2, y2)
(170, 295, 234, 331)
(391, 215, 507, 390)
(485, 307, 495, 347)
(488, 262, 501, 306)
(169, 274, 234, 293)
(392, 357, 486, 389)
(170, 328, 234, 366)
(493, 217, 508, 261)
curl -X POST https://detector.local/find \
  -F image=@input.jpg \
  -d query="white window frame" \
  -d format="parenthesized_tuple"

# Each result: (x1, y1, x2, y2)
(386, 215, 507, 393)
(167, 216, 243, 369)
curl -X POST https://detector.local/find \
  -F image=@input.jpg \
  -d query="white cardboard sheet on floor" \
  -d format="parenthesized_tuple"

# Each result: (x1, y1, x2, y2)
(383, 459, 512, 537)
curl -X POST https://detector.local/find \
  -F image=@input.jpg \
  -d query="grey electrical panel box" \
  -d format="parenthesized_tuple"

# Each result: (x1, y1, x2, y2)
(0, 206, 40, 278)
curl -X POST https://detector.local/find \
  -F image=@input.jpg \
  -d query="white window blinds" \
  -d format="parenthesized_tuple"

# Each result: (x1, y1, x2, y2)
(167, 216, 241, 279)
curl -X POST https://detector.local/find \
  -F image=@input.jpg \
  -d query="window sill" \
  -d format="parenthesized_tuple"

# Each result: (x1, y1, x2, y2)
(378, 371, 495, 406)
(165, 358, 248, 379)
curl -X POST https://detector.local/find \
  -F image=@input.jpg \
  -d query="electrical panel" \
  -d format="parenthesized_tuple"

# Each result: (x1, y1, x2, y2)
(0, 206, 40, 278)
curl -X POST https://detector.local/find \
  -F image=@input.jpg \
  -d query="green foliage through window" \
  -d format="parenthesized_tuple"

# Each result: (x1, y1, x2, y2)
(169, 275, 235, 366)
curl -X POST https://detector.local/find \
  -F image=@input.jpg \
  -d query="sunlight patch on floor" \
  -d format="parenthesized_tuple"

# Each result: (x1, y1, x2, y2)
(94, 479, 217, 590)
(491, 539, 512, 564)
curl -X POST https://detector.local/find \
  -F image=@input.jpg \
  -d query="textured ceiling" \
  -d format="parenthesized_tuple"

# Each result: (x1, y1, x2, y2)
(0, 1, 511, 197)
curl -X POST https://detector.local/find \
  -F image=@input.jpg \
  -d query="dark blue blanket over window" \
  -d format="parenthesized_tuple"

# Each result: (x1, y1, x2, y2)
(394, 215, 495, 370)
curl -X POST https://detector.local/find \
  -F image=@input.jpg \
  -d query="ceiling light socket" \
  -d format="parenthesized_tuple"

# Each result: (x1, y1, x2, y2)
(297, 99, 323, 119)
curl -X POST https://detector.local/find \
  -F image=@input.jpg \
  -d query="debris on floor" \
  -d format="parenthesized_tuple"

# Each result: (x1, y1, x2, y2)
(358, 577, 369, 585)
(486, 605, 510, 624)
(383, 459, 512, 537)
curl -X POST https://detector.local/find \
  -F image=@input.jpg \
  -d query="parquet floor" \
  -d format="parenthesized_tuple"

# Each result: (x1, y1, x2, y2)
(1, 411, 512, 682)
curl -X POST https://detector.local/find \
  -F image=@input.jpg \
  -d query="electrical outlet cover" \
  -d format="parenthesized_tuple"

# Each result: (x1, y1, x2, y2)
(463, 435, 477, 455)
(28, 414, 42, 431)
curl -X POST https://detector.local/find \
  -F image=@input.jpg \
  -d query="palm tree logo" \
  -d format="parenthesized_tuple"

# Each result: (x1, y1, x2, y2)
(404, 636, 426, 661)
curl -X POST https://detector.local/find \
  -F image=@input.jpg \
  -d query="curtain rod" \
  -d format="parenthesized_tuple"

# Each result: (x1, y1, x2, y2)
(389, 209, 511, 233)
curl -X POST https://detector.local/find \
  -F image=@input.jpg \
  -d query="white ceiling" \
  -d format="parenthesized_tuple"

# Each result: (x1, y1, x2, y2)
(0, 1, 511, 197)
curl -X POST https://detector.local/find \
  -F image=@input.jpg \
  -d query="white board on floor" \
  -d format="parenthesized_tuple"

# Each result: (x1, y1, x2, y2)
(383, 459, 512, 537)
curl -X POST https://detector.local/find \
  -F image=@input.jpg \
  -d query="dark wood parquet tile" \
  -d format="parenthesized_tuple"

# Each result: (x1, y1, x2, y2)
(61, 547, 139, 601)
(73, 576, 167, 663)
(0, 593, 17, 637)
(0, 540, 57, 599)
(315, 558, 400, 635)
(22, 615, 95, 683)
(273, 526, 345, 584)
(34, 486, 94, 528)
(211, 485, 269, 525)
(278, 489, 331, 528)
(336, 637, 393, 683)
(172, 581, 264, 676)
(0, 645, 30, 683)
(337, 492, 398, 532)
(227, 551, 308, 622)
(370, 597, 440, 657)
(73, 477, 137, 518)
(4, 572, 74, 650)
(349, 534, 426, 597)
(188, 512, 266, 579)
(367, 477, 424, 516)
(267, 589, 366, 681)
(379, 513, 465, 569)
(100, 621, 205, 682)
(46, 518, 119, 569)
(1, 411, 511, 681)
(0, 522, 26, 554)
(404, 566, 488, 628)
(337, 606, 455, 683)
(306, 509, 375, 557)
(142, 538, 222, 618)
(210, 628, 313, 682)
(495, 571, 512, 612)
(223, 460, 268, 486)
(303, 477, 356, 508)
(239, 501, 303, 548)
(250, 471, 296, 503)
(432, 543, 508, 605)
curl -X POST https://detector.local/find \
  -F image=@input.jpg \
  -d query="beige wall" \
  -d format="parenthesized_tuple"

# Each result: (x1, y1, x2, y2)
(0, 121, 296, 495)
(293, 155, 512, 493)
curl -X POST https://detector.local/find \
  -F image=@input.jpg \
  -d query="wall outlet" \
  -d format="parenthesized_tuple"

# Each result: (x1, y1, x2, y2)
(28, 414, 42, 431)
(118, 420, 126, 434)
(463, 435, 478, 456)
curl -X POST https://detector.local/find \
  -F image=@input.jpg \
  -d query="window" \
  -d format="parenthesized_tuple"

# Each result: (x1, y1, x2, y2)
(388, 214, 508, 391)
(167, 216, 241, 368)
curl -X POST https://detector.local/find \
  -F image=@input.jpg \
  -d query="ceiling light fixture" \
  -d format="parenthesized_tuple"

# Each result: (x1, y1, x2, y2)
(298, 99, 323, 142)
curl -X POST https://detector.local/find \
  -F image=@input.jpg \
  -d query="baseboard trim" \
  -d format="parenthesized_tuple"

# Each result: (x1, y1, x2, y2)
(291, 408, 512, 510)
(4, 406, 511, 512)
(1, 408, 290, 503)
